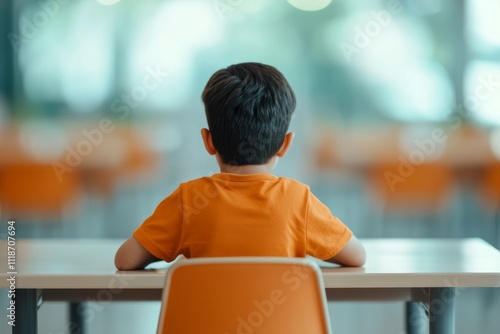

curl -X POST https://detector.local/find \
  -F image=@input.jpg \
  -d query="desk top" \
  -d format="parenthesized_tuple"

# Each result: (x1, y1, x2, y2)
(0, 238, 499, 289)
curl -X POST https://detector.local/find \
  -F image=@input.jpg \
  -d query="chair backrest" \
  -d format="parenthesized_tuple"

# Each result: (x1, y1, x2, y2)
(157, 257, 332, 334)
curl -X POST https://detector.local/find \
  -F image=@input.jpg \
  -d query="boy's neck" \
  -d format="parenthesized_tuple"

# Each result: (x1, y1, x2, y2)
(218, 157, 276, 175)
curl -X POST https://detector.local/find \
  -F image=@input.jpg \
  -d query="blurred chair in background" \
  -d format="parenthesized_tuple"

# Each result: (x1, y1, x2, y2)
(0, 123, 83, 236)
(480, 162, 500, 246)
(368, 162, 454, 237)
(444, 126, 497, 241)
(369, 162, 454, 213)
(0, 162, 82, 236)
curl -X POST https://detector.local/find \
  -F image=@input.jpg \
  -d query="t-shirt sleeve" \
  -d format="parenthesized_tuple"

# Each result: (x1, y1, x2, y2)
(133, 187, 184, 262)
(306, 192, 353, 260)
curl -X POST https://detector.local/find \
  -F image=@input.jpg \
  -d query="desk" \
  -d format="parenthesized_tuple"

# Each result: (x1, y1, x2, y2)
(313, 126, 499, 169)
(1, 238, 499, 334)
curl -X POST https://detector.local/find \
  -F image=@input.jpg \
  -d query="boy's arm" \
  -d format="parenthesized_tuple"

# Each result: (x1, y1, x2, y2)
(115, 236, 160, 270)
(326, 235, 366, 267)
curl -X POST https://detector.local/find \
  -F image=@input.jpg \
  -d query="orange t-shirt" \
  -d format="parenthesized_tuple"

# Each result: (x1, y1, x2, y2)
(133, 173, 352, 262)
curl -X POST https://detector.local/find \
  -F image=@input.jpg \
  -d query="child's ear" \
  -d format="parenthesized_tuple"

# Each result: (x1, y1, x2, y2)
(201, 128, 217, 155)
(276, 132, 294, 157)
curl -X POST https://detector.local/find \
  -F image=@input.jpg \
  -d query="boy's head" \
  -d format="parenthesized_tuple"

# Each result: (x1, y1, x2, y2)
(201, 62, 296, 166)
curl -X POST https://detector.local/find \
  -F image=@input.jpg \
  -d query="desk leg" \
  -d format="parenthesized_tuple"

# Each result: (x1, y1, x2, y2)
(429, 287, 456, 334)
(69, 302, 86, 334)
(405, 302, 426, 334)
(14, 289, 38, 334)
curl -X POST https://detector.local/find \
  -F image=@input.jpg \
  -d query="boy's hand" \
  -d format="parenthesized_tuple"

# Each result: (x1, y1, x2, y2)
(115, 236, 160, 270)
(326, 235, 366, 267)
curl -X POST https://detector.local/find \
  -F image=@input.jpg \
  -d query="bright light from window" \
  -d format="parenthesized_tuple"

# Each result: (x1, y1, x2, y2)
(287, 0, 332, 12)
(19, 1, 114, 113)
(21, 33, 62, 103)
(465, 61, 500, 126)
(333, 16, 454, 122)
(96, 0, 121, 5)
(60, 2, 114, 113)
(466, 0, 500, 49)
(128, 0, 222, 112)
(237, 0, 276, 13)
(378, 64, 454, 122)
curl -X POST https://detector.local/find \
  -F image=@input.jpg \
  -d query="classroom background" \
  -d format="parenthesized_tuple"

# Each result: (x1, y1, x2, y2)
(0, 0, 499, 333)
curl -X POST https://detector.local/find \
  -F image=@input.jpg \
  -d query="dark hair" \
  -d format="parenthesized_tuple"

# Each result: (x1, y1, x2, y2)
(202, 62, 296, 165)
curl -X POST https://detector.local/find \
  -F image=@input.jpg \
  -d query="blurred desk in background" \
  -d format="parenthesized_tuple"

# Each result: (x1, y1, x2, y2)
(312, 125, 498, 170)
(0, 122, 162, 221)
(311, 124, 500, 246)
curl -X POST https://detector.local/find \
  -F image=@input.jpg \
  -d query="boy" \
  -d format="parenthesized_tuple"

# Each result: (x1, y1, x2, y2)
(115, 62, 365, 270)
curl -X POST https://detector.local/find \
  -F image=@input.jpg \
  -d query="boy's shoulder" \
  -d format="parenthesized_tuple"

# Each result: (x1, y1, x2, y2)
(177, 175, 216, 190)
(275, 177, 313, 200)
(175, 175, 313, 206)
(178, 174, 311, 191)
(276, 176, 311, 189)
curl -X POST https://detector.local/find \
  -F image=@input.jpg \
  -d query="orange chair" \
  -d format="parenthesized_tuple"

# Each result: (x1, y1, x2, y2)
(366, 162, 454, 237)
(0, 162, 81, 219)
(481, 163, 500, 208)
(480, 163, 500, 245)
(369, 162, 453, 214)
(157, 257, 332, 334)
